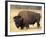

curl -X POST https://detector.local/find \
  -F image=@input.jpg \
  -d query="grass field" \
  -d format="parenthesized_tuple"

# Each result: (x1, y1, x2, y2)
(10, 8, 42, 32)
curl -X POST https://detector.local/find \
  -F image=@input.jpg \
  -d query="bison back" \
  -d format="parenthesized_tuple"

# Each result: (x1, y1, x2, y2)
(18, 11, 40, 24)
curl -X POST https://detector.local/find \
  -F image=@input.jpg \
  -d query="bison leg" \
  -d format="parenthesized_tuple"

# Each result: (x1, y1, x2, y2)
(37, 22, 40, 28)
(20, 25, 24, 29)
(26, 24, 29, 29)
(21, 26, 24, 29)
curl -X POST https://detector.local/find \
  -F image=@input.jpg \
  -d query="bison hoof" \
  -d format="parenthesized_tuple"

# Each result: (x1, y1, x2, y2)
(37, 25, 40, 28)
(37, 26, 40, 28)
(21, 27, 24, 30)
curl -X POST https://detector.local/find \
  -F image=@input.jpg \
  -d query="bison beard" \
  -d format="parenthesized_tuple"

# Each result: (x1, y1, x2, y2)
(13, 11, 41, 29)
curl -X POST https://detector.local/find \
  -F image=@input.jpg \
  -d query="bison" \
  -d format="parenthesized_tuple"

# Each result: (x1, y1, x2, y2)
(13, 11, 41, 29)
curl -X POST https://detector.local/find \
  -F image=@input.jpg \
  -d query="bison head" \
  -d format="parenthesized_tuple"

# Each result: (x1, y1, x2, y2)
(13, 16, 23, 28)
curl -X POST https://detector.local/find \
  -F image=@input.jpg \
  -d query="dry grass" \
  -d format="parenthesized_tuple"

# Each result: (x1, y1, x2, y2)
(10, 9, 42, 32)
